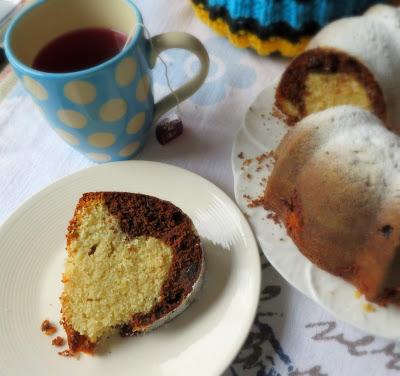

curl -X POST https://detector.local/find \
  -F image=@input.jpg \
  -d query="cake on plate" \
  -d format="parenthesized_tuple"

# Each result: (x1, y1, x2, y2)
(191, 0, 391, 57)
(264, 106, 400, 306)
(61, 192, 204, 354)
(275, 5, 400, 131)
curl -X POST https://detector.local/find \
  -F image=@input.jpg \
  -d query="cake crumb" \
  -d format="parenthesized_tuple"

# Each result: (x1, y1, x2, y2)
(248, 197, 264, 208)
(243, 158, 253, 167)
(272, 106, 291, 125)
(256, 151, 275, 163)
(363, 303, 376, 313)
(238, 152, 244, 159)
(267, 212, 281, 224)
(354, 290, 362, 299)
(254, 151, 276, 173)
(41, 320, 57, 335)
(246, 173, 252, 180)
(58, 350, 75, 357)
(52, 336, 65, 347)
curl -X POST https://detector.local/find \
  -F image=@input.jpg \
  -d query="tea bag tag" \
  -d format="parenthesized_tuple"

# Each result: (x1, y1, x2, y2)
(123, 23, 184, 145)
(155, 113, 183, 145)
(123, 22, 182, 120)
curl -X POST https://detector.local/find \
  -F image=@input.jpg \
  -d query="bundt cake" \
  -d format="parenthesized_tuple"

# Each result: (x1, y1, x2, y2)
(264, 106, 400, 306)
(61, 192, 204, 354)
(275, 5, 400, 132)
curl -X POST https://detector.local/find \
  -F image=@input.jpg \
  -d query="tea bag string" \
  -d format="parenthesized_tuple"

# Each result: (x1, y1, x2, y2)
(123, 23, 181, 117)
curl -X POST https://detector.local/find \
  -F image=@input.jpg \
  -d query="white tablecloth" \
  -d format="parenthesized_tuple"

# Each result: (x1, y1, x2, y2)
(0, 1, 399, 375)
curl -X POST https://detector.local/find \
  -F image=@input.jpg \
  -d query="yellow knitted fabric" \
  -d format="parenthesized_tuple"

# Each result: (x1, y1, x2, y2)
(192, 3, 310, 57)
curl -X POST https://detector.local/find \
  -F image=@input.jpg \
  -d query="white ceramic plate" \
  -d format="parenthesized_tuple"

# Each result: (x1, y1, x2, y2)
(0, 161, 260, 375)
(232, 81, 400, 340)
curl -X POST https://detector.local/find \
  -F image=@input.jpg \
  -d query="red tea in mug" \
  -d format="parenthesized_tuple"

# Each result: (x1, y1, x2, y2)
(32, 27, 127, 73)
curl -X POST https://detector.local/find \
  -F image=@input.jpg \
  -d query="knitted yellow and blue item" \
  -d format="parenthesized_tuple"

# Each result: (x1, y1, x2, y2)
(191, 0, 392, 57)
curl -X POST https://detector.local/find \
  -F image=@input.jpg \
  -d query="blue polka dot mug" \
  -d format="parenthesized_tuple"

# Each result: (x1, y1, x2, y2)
(5, 0, 209, 162)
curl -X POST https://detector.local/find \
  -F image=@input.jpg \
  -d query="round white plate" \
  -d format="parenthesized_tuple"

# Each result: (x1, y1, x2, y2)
(232, 81, 400, 340)
(0, 161, 260, 375)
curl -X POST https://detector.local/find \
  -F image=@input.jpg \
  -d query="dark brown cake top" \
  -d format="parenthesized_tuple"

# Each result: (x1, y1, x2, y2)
(103, 192, 197, 249)
(102, 192, 204, 335)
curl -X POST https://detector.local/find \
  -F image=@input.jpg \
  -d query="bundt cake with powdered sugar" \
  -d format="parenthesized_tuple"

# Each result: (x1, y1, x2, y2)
(264, 106, 400, 306)
(61, 192, 204, 354)
(275, 5, 400, 132)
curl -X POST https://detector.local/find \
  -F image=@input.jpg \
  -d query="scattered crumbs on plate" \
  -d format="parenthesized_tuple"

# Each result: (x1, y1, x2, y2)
(41, 320, 57, 335)
(52, 337, 65, 347)
(248, 197, 263, 208)
(58, 350, 76, 358)
(354, 290, 362, 299)
(243, 158, 253, 167)
(243, 212, 250, 219)
(237, 152, 244, 159)
(280, 238, 284, 242)
(256, 151, 275, 163)
(255, 151, 275, 172)
(363, 303, 377, 313)
(242, 193, 263, 208)
(272, 105, 288, 124)
(267, 212, 280, 225)
(240, 157, 253, 171)
(259, 176, 268, 188)
(246, 173, 252, 180)
(243, 194, 263, 208)
(261, 113, 266, 119)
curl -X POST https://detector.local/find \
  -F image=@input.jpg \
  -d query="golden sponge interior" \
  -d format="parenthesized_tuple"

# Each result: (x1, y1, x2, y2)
(62, 201, 173, 342)
(304, 73, 372, 115)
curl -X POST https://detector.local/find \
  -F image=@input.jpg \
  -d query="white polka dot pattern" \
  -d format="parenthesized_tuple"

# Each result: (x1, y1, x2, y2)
(57, 109, 87, 128)
(126, 112, 146, 134)
(22, 76, 48, 100)
(64, 81, 97, 104)
(88, 132, 116, 148)
(119, 141, 140, 157)
(86, 152, 112, 162)
(136, 75, 150, 102)
(55, 129, 79, 145)
(116, 57, 137, 87)
(100, 99, 128, 122)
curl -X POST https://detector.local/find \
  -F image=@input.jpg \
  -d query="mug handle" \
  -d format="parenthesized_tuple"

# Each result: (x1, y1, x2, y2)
(148, 32, 209, 123)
